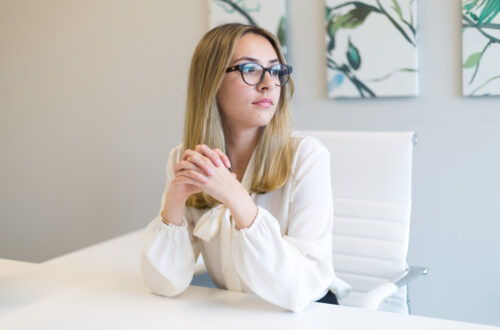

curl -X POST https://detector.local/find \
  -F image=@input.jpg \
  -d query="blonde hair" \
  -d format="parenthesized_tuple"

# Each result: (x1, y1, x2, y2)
(184, 23, 295, 209)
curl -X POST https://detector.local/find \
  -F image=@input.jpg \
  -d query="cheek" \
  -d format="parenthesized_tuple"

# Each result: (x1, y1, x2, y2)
(271, 88, 281, 110)
(217, 79, 252, 109)
(275, 88, 281, 102)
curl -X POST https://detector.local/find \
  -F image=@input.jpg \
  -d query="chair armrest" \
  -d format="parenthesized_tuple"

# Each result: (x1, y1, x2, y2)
(358, 266, 428, 310)
(394, 265, 428, 288)
(358, 282, 398, 310)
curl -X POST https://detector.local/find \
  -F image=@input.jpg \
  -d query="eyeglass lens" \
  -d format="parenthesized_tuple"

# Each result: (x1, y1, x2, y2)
(241, 63, 290, 86)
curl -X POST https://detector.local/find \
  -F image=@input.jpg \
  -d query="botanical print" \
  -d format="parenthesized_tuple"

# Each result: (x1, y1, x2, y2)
(209, 0, 288, 55)
(325, 0, 418, 98)
(462, 0, 500, 97)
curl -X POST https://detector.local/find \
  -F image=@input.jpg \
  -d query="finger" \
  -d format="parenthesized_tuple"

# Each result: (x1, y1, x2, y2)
(195, 144, 223, 167)
(171, 175, 202, 187)
(175, 169, 208, 184)
(181, 149, 195, 162)
(181, 149, 205, 163)
(182, 150, 214, 176)
(213, 148, 231, 168)
(174, 160, 201, 175)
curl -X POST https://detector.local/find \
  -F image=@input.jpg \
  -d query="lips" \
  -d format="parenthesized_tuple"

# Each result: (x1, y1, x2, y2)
(252, 98, 273, 107)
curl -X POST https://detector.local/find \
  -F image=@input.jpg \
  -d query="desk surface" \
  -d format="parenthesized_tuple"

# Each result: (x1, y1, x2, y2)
(1, 232, 498, 330)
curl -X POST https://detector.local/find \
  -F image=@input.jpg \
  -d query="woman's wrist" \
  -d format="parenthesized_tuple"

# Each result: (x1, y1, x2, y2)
(161, 214, 188, 227)
(162, 188, 188, 226)
(225, 185, 258, 230)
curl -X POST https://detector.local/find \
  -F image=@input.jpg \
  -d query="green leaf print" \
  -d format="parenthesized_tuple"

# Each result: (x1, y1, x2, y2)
(335, 5, 373, 30)
(346, 38, 361, 70)
(463, 52, 482, 68)
(391, 0, 403, 20)
(478, 0, 500, 23)
(327, 17, 337, 52)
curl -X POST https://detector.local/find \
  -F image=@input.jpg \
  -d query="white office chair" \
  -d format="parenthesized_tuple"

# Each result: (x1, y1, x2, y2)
(303, 131, 427, 313)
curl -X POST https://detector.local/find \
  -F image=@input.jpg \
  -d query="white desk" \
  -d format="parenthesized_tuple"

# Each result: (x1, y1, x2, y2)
(1, 232, 497, 330)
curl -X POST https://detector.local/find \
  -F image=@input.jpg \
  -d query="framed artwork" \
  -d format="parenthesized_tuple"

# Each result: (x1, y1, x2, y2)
(325, 0, 419, 98)
(208, 0, 288, 55)
(462, 0, 500, 97)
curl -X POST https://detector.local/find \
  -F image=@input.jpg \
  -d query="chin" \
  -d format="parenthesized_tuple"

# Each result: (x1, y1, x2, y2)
(256, 118, 274, 127)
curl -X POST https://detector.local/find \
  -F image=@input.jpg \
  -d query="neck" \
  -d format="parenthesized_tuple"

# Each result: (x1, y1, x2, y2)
(223, 126, 262, 181)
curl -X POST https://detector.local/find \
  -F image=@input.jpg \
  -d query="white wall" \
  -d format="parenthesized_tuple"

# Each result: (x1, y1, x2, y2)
(1, 0, 499, 326)
(0, 0, 205, 259)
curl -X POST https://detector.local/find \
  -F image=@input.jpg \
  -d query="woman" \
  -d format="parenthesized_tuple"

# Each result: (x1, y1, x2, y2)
(141, 23, 350, 312)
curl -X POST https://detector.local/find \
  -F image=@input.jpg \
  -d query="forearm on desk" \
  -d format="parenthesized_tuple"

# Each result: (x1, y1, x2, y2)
(141, 214, 196, 296)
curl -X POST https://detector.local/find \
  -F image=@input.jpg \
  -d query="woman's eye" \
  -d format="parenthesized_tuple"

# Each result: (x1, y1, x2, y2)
(271, 66, 282, 74)
(243, 64, 260, 73)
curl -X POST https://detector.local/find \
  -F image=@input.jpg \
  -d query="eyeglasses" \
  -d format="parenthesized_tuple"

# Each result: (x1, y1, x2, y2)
(225, 62, 293, 87)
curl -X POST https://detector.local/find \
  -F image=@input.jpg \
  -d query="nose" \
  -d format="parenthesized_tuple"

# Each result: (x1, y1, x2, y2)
(257, 69, 275, 90)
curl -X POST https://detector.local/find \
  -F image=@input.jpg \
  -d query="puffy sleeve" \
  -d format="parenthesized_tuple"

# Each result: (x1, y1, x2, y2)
(140, 145, 201, 296)
(232, 138, 335, 312)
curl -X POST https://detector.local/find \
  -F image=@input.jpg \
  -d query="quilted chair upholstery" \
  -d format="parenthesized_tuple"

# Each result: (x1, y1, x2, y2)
(303, 131, 418, 313)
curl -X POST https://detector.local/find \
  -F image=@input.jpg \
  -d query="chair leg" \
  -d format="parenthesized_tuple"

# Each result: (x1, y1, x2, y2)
(407, 284, 412, 314)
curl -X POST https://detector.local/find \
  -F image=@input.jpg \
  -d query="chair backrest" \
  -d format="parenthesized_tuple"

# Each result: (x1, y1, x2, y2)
(302, 131, 415, 313)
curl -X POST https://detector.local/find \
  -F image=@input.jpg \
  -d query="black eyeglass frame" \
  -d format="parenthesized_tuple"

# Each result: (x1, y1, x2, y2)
(225, 62, 293, 87)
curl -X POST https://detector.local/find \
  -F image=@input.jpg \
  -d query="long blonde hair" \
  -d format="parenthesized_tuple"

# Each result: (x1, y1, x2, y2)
(184, 23, 295, 209)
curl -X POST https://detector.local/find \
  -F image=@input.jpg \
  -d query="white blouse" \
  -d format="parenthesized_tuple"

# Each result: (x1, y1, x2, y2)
(141, 131, 351, 312)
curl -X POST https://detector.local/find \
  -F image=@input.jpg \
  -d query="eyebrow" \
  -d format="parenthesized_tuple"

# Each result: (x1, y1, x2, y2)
(232, 56, 280, 65)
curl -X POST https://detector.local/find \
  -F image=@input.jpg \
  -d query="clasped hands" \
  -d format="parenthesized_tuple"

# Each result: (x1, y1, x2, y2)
(164, 144, 257, 229)
(171, 144, 237, 204)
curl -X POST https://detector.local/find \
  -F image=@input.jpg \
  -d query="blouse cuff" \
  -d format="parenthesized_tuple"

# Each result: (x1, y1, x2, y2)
(235, 206, 263, 234)
(160, 215, 188, 230)
(143, 215, 188, 249)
